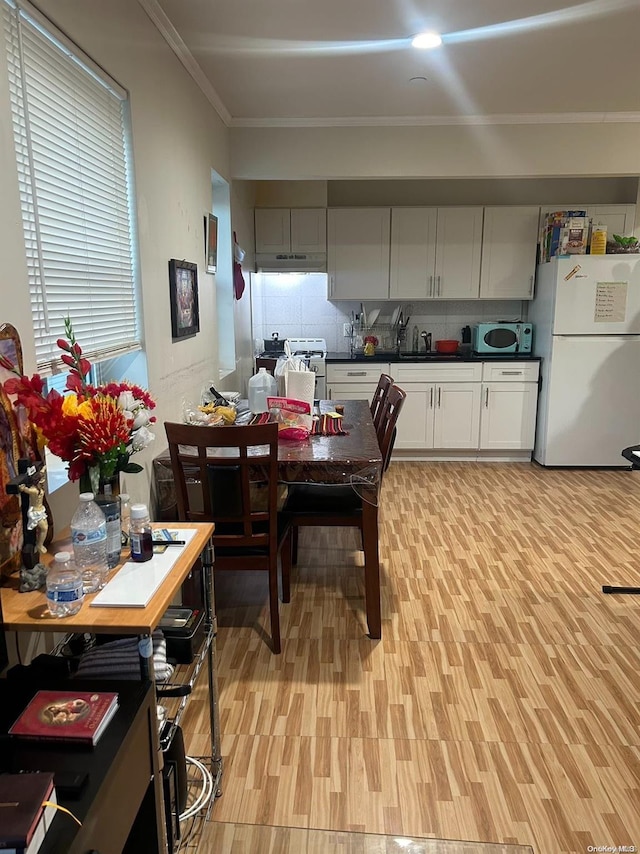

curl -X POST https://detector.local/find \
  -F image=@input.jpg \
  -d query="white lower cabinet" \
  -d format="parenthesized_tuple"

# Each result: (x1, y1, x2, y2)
(327, 363, 391, 405)
(396, 382, 482, 449)
(434, 383, 482, 449)
(393, 360, 539, 453)
(395, 363, 483, 450)
(478, 362, 540, 451)
(479, 383, 538, 450)
(327, 360, 540, 454)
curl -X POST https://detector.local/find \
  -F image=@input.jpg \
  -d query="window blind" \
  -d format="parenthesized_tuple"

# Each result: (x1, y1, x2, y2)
(2, 0, 140, 375)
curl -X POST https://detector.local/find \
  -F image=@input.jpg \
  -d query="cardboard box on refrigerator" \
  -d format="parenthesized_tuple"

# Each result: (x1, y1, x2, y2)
(559, 225, 588, 255)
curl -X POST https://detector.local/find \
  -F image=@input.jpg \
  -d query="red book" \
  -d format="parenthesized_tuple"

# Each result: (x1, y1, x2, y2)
(0, 772, 54, 849)
(9, 690, 118, 747)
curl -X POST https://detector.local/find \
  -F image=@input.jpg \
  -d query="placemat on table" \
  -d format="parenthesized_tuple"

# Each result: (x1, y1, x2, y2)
(310, 414, 347, 436)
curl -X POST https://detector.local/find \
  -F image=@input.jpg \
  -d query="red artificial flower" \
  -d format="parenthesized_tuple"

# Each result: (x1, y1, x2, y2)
(1, 319, 156, 483)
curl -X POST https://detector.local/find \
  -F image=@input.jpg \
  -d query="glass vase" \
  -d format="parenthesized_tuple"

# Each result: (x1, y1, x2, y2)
(79, 467, 120, 498)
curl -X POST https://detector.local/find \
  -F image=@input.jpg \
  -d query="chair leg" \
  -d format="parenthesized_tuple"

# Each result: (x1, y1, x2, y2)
(292, 525, 299, 565)
(269, 558, 281, 654)
(361, 505, 381, 640)
(281, 527, 292, 604)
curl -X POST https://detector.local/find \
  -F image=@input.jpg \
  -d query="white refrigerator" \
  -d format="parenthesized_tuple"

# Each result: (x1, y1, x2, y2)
(529, 255, 640, 467)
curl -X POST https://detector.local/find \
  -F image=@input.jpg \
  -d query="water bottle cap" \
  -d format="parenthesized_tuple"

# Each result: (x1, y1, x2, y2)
(79, 492, 94, 501)
(54, 551, 71, 562)
(130, 503, 149, 519)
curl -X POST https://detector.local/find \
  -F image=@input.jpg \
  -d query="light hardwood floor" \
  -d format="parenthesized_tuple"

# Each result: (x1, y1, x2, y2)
(183, 462, 640, 853)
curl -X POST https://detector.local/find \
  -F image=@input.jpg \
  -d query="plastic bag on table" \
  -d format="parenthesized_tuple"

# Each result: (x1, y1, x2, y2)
(267, 396, 312, 441)
(349, 464, 381, 506)
(182, 397, 224, 427)
(274, 341, 309, 397)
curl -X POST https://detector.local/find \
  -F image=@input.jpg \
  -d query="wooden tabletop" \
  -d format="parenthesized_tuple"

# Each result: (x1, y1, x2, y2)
(154, 399, 383, 497)
(0, 522, 214, 635)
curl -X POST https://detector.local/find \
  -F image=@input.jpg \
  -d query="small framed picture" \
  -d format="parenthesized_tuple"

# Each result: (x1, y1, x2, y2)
(168, 259, 200, 340)
(206, 213, 218, 274)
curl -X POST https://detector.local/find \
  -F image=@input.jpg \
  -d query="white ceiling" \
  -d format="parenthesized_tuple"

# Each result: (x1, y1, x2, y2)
(152, 0, 640, 125)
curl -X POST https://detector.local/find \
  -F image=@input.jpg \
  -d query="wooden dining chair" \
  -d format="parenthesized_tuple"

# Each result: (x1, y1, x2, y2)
(164, 421, 291, 653)
(281, 384, 406, 604)
(370, 373, 394, 434)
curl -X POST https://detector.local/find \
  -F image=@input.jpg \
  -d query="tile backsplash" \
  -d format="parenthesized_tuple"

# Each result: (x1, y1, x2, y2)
(251, 272, 526, 352)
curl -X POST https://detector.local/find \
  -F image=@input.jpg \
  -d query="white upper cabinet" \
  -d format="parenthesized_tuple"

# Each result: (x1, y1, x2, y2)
(587, 205, 636, 239)
(255, 208, 290, 253)
(255, 208, 326, 253)
(290, 208, 327, 252)
(327, 208, 391, 300)
(480, 206, 539, 299)
(390, 207, 483, 300)
(389, 207, 437, 300)
(434, 207, 484, 299)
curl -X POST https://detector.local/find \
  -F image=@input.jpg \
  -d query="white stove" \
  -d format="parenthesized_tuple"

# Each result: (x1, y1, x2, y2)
(287, 337, 327, 399)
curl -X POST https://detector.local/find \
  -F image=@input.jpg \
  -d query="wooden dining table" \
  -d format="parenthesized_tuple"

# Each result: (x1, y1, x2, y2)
(153, 399, 384, 638)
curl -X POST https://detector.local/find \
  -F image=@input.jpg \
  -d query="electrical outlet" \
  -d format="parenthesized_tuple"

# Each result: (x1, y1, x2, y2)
(343, 322, 352, 337)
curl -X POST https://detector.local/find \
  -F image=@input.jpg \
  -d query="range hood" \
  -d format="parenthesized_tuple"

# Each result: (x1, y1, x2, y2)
(255, 252, 327, 273)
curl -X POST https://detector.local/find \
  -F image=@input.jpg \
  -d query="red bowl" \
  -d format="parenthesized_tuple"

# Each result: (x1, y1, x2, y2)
(435, 339, 459, 354)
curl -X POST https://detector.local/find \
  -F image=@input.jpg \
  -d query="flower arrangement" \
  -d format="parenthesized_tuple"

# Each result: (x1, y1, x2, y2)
(363, 335, 378, 357)
(0, 319, 155, 492)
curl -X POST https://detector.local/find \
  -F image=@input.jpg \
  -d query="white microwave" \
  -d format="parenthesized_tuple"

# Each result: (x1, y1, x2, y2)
(472, 322, 533, 354)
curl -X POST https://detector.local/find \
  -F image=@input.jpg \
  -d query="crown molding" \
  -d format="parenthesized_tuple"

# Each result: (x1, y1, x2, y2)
(230, 111, 640, 129)
(137, 0, 231, 127)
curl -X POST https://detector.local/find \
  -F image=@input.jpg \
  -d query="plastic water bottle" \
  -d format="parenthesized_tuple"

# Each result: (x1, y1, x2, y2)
(71, 493, 109, 593)
(95, 494, 122, 570)
(248, 367, 277, 414)
(46, 551, 84, 617)
(130, 503, 153, 562)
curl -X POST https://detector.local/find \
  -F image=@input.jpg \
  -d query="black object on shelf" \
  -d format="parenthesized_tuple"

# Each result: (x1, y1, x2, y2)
(602, 444, 640, 595)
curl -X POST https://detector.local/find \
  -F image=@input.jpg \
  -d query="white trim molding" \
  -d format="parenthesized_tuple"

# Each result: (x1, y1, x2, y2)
(137, 0, 232, 127)
(231, 111, 640, 129)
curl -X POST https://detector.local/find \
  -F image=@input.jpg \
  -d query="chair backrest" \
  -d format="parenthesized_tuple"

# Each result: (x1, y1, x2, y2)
(377, 384, 406, 473)
(370, 373, 394, 433)
(164, 421, 279, 551)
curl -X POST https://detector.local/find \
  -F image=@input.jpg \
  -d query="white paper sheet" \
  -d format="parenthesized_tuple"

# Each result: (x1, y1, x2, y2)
(90, 528, 198, 608)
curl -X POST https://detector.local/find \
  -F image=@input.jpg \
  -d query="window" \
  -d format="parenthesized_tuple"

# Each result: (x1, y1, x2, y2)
(2, 0, 141, 376)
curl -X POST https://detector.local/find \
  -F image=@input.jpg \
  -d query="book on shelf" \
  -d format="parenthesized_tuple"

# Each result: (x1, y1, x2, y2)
(8, 690, 118, 747)
(0, 771, 56, 853)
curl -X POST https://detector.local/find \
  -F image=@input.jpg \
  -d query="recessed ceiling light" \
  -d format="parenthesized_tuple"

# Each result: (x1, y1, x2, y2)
(411, 32, 442, 49)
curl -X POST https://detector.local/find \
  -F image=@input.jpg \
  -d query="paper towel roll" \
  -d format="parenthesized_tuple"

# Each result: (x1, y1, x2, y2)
(286, 370, 315, 410)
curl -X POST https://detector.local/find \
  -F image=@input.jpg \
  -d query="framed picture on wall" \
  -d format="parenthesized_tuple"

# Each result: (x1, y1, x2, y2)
(169, 259, 200, 340)
(206, 213, 218, 274)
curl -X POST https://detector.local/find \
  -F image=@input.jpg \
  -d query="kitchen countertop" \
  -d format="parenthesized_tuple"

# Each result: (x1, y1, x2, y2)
(326, 351, 542, 363)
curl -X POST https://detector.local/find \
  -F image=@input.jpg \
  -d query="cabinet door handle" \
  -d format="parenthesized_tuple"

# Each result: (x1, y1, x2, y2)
(501, 370, 522, 375)
(485, 388, 489, 407)
(529, 274, 534, 296)
(437, 387, 441, 408)
(436, 275, 441, 297)
(329, 274, 335, 297)
(347, 371, 367, 376)
(429, 387, 433, 408)
(428, 274, 433, 298)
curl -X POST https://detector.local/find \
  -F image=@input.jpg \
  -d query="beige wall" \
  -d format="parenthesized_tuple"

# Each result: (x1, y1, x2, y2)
(230, 123, 640, 180)
(255, 180, 328, 207)
(0, 0, 231, 527)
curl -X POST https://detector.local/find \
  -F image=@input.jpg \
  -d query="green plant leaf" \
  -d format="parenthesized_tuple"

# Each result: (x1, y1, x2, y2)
(122, 462, 144, 473)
